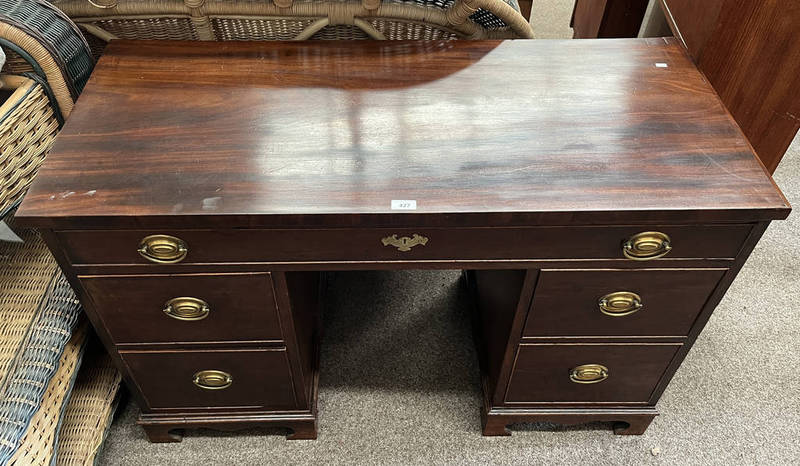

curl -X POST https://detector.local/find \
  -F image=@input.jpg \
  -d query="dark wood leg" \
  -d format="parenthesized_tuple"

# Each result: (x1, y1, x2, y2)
(482, 412, 511, 436)
(286, 420, 318, 440)
(518, 0, 532, 21)
(481, 408, 658, 437)
(142, 424, 183, 443)
(612, 416, 655, 435)
(140, 419, 317, 442)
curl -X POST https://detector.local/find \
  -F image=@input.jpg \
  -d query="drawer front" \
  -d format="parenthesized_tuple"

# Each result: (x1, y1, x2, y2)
(505, 344, 680, 403)
(80, 273, 283, 344)
(121, 348, 297, 410)
(523, 269, 726, 337)
(57, 225, 751, 265)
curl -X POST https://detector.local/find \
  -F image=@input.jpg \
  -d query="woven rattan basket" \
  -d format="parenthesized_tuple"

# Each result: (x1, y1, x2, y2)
(0, 217, 82, 464)
(7, 323, 89, 465)
(0, 74, 59, 218)
(54, 337, 122, 466)
(51, 0, 534, 58)
(0, 217, 122, 465)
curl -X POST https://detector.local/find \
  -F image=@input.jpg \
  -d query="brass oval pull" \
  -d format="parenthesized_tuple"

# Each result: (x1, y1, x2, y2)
(137, 234, 188, 264)
(163, 297, 210, 321)
(622, 231, 672, 261)
(569, 364, 609, 384)
(192, 370, 232, 390)
(598, 291, 642, 317)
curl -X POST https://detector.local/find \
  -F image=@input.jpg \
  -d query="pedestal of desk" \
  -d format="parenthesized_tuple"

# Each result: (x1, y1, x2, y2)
(61, 266, 324, 442)
(466, 223, 764, 436)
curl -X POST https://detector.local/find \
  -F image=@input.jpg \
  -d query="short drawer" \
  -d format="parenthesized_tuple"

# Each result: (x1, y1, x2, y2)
(80, 273, 283, 344)
(56, 224, 752, 265)
(523, 269, 726, 337)
(505, 343, 680, 403)
(121, 348, 297, 410)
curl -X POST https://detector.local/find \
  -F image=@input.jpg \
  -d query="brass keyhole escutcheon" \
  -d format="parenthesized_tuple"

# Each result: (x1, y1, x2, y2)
(163, 297, 210, 321)
(381, 234, 428, 252)
(598, 291, 643, 317)
(193, 370, 233, 390)
(137, 234, 188, 264)
(622, 231, 672, 261)
(569, 364, 609, 384)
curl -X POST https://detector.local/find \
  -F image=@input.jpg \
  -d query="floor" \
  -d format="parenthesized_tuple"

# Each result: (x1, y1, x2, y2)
(97, 1, 800, 464)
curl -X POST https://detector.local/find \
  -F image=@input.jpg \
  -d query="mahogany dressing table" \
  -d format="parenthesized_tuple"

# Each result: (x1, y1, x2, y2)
(16, 39, 790, 442)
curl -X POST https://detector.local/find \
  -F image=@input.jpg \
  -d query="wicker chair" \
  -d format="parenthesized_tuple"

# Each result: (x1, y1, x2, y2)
(1, 0, 95, 218)
(1, 1, 122, 464)
(50, 0, 534, 59)
(0, 73, 59, 218)
(0, 0, 93, 119)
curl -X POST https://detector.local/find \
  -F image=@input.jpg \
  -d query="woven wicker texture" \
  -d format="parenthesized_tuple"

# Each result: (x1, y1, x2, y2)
(369, 18, 457, 39)
(55, 338, 121, 466)
(0, 221, 57, 382)
(211, 17, 318, 41)
(0, 49, 36, 75)
(0, 0, 94, 98)
(391, 0, 517, 28)
(86, 17, 199, 41)
(8, 323, 87, 466)
(80, 33, 106, 61)
(405, 0, 456, 9)
(310, 24, 370, 40)
(0, 217, 84, 463)
(469, 8, 507, 28)
(52, 0, 533, 57)
(0, 75, 59, 219)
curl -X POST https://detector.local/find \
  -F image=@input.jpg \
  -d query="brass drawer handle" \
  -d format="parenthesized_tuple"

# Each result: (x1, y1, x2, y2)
(598, 291, 643, 317)
(622, 231, 672, 261)
(163, 297, 210, 321)
(192, 370, 232, 390)
(137, 234, 188, 264)
(381, 234, 428, 252)
(569, 364, 609, 384)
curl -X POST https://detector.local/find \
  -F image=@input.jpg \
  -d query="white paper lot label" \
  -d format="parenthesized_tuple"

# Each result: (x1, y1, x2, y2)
(391, 200, 417, 210)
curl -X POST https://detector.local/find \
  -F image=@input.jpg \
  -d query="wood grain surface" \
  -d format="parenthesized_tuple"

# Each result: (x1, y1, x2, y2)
(505, 343, 681, 403)
(16, 39, 789, 229)
(662, 0, 800, 173)
(521, 268, 726, 337)
(120, 348, 297, 410)
(79, 272, 284, 344)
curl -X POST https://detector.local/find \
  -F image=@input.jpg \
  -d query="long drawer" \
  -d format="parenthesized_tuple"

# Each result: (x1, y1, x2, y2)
(522, 269, 727, 337)
(56, 225, 752, 265)
(505, 343, 681, 403)
(80, 272, 283, 344)
(121, 348, 298, 410)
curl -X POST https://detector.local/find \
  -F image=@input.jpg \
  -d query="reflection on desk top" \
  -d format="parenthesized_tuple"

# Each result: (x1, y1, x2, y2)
(17, 39, 790, 229)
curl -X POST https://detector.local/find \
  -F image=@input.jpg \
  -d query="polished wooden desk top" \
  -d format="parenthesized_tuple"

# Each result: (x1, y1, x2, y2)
(17, 39, 789, 229)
